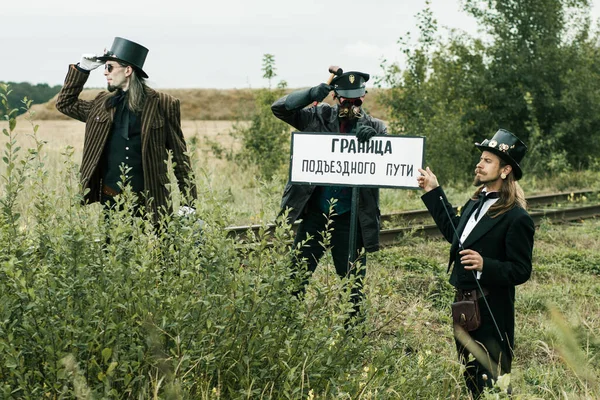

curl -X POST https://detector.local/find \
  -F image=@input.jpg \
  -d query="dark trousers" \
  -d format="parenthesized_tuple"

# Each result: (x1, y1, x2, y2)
(291, 208, 366, 320)
(455, 309, 512, 399)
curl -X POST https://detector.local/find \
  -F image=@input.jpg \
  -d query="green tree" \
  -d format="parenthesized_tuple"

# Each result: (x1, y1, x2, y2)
(230, 54, 290, 181)
(378, 0, 600, 183)
(262, 53, 277, 89)
(378, 3, 479, 183)
(462, 0, 597, 170)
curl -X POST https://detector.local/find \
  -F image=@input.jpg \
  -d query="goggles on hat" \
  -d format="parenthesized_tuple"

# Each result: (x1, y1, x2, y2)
(340, 98, 363, 107)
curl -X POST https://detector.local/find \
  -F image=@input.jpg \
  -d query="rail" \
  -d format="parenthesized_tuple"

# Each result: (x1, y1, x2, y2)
(379, 203, 600, 246)
(225, 189, 597, 243)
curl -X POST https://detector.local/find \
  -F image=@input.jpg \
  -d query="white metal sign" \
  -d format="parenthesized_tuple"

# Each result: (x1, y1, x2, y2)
(290, 132, 425, 189)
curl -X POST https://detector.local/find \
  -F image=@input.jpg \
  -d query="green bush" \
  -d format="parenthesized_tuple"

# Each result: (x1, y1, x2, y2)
(3, 84, 599, 399)
(1, 85, 381, 399)
(230, 87, 291, 181)
(377, 0, 600, 182)
(0, 193, 381, 398)
(214, 54, 292, 182)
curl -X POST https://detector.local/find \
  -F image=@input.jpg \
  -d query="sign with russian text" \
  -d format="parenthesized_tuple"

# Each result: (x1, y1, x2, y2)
(290, 132, 425, 188)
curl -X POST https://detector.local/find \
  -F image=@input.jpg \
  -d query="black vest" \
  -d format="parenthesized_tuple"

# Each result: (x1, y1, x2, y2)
(101, 93, 144, 193)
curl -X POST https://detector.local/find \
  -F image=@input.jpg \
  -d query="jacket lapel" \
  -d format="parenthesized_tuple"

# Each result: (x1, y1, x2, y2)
(447, 200, 476, 271)
(95, 102, 115, 150)
(450, 200, 476, 252)
(141, 89, 159, 152)
(462, 212, 506, 249)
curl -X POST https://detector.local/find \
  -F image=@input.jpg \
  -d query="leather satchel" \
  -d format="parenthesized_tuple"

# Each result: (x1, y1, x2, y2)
(452, 299, 481, 331)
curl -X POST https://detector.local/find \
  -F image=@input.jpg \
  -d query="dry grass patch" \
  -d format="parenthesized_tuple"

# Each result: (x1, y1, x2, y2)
(4, 119, 240, 160)
(27, 87, 390, 121)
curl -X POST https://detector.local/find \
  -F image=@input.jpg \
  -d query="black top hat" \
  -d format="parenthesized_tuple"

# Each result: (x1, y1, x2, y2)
(331, 71, 369, 98)
(97, 37, 149, 78)
(475, 129, 527, 180)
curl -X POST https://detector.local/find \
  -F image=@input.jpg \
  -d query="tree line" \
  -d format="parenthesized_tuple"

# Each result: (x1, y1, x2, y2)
(4, 0, 600, 185)
(377, 0, 600, 184)
(226, 0, 600, 186)
(0, 81, 62, 116)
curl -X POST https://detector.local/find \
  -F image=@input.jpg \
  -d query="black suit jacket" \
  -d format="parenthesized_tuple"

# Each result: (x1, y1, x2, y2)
(422, 186, 535, 350)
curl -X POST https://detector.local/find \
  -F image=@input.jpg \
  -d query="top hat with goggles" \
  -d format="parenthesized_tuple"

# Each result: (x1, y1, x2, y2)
(97, 37, 149, 78)
(475, 129, 527, 180)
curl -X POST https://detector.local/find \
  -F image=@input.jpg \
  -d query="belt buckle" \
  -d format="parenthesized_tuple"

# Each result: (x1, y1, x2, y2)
(102, 184, 119, 197)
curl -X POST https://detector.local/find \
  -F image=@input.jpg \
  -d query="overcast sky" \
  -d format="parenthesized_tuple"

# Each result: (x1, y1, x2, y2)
(3, 0, 600, 89)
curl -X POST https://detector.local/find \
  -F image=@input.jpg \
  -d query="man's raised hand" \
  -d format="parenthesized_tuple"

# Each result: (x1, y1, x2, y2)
(78, 54, 103, 71)
(417, 166, 440, 192)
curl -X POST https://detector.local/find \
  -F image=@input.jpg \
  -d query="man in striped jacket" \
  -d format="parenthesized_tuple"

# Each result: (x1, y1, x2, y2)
(56, 37, 196, 221)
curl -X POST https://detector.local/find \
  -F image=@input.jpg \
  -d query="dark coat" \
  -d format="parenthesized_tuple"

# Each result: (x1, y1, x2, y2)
(271, 96, 387, 252)
(422, 186, 535, 363)
(56, 65, 196, 219)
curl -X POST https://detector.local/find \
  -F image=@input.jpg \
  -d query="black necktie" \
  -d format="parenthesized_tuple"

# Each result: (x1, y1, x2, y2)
(474, 191, 499, 220)
(111, 91, 130, 140)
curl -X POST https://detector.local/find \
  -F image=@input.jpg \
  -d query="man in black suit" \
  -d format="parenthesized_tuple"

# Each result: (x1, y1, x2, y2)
(417, 129, 535, 398)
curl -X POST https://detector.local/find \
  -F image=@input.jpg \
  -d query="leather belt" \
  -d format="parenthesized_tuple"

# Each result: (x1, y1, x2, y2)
(455, 287, 489, 302)
(102, 184, 120, 197)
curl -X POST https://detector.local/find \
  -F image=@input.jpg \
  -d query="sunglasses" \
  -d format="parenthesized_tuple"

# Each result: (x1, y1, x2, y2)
(105, 64, 126, 73)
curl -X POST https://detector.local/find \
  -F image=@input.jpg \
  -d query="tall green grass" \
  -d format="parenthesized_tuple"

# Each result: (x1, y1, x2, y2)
(1, 87, 599, 398)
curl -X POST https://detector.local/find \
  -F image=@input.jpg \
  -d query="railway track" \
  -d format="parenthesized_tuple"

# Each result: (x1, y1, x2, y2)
(226, 189, 599, 246)
(379, 189, 596, 226)
(379, 203, 600, 246)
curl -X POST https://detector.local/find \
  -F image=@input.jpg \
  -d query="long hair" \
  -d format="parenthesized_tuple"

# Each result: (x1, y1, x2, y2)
(472, 160, 527, 218)
(104, 63, 147, 114)
(126, 69, 147, 114)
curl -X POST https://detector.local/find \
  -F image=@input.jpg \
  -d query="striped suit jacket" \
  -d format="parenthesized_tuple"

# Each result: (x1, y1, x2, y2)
(56, 65, 197, 219)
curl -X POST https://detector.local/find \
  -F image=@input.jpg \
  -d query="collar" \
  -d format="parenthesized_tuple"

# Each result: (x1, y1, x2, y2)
(110, 90, 128, 108)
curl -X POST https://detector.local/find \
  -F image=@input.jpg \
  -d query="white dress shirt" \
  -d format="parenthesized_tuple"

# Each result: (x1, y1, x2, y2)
(459, 191, 499, 279)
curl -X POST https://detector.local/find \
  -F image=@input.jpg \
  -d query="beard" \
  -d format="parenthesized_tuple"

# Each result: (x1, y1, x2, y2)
(473, 170, 501, 186)
(107, 84, 118, 92)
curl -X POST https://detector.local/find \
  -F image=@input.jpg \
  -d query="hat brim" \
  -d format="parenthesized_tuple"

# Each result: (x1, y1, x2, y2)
(475, 144, 523, 180)
(334, 88, 366, 98)
(96, 56, 149, 78)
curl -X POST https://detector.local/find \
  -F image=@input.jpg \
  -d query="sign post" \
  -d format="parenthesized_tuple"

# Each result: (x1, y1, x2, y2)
(289, 132, 426, 264)
(348, 187, 360, 264)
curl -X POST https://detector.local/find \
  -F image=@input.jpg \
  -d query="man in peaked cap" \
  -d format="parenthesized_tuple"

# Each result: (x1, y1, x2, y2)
(271, 68, 387, 327)
(56, 37, 196, 222)
(417, 129, 535, 398)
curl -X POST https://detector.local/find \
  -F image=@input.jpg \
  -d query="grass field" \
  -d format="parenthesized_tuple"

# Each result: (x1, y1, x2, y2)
(364, 217, 600, 398)
(8, 117, 598, 226)
(9, 119, 238, 161)
(1, 112, 599, 398)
